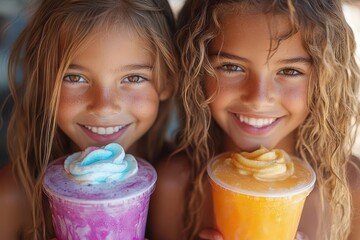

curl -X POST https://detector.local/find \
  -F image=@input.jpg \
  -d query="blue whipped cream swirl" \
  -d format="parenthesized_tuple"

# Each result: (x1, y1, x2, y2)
(64, 143, 138, 184)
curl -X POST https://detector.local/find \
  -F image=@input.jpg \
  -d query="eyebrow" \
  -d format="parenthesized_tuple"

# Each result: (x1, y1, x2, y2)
(208, 52, 250, 63)
(119, 64, 153, 71)
(276, 57, 312, 65)
(68, 64, 153, 72)
(209, 51, 312, 65)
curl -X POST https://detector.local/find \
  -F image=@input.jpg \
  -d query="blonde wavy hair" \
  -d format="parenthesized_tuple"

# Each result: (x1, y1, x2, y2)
(6, 0, 177, 238)
(175, 0, 360, 239)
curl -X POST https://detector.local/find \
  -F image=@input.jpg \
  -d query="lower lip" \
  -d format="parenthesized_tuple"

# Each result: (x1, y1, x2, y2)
(232, 114, 280, 135)
(80, 125, 130, 144)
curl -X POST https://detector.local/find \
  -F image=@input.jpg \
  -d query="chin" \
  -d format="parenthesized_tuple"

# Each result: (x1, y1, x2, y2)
(236, 140, 277, 152)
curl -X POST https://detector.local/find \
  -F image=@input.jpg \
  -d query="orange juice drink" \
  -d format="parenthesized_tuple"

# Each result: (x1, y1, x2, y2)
(207, 147, 316, 240)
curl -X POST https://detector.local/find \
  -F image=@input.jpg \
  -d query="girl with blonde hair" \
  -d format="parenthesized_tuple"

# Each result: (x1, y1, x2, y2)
(149, 0, 360, 239)
(0, 0, 178, 239)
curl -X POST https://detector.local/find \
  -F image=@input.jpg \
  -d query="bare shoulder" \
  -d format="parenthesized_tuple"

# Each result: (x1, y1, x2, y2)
(0, 163, 28, 240)
(148, 152, 190, 240)
(348, 155, 360, 240)
(151, 152, 191, 209)
(156, 152, 191, 185)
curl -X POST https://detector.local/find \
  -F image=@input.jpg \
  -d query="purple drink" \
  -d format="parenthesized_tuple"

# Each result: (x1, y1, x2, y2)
(43, 144, 157, 240)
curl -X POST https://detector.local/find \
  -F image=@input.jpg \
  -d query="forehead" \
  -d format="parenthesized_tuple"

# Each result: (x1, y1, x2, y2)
(60, 21, 154, 62)
(215, 12, 301, 44)
(219, 12, 293, 41)
(71, 25, 154, 66)
(82, 24, 148, 50)
(209, 13, 310, 63)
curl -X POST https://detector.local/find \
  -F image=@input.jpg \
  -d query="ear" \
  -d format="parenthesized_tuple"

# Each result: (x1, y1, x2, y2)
(159, 86, 173, 101)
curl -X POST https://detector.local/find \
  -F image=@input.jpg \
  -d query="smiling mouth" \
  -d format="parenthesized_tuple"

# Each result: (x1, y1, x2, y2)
(83, 125, 127, 135)
(236, 114, 277, 128)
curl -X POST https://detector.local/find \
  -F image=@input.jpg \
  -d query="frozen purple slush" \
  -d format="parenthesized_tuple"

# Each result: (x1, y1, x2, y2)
(43, 156, 156, 240)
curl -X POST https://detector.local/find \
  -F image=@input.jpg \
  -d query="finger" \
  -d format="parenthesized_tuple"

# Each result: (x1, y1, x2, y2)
(198, 229, 223, 240)
(295, 231, 310, 240)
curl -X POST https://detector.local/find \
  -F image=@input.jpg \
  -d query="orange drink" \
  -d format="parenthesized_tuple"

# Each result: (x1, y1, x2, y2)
(207, 147, 316, 240)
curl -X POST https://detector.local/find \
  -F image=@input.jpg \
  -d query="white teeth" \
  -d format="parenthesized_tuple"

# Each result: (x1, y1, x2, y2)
(238, 115, 276, 128)
(84, 125, 123, 135)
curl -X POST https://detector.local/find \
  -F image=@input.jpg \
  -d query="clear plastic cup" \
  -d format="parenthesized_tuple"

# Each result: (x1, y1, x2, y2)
(207, 152, 316, 240)
(43, 156, 156, 240)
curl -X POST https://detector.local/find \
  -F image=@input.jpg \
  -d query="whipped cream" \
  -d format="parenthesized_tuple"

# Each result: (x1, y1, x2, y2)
(64, 143, 138, 184)
(229, 146, 294, 182)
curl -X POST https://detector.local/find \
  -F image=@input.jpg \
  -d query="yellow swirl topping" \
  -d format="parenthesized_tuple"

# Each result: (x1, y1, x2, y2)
(229, 146, 294, 182)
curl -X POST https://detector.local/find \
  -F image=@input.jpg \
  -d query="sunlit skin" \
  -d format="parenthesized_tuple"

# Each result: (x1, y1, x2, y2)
(57, 26, 168, 152)
(206, 13, 311, 155)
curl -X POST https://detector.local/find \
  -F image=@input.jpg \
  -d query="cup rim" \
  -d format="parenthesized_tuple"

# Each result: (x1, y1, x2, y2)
(207, 152, 316, 198)
(43, 157, 157, 204)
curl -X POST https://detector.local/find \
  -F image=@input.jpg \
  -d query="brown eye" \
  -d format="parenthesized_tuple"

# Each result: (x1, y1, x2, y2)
(63, 74, 86, 83)
(279, 68, 302, 76)
(128, 76, 140, 82)
(220, 64, 243, 72)
(122, 75, 146, 83)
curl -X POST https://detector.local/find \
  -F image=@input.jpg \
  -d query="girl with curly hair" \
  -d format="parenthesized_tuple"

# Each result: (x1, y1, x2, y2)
(149, 0, 360, 239)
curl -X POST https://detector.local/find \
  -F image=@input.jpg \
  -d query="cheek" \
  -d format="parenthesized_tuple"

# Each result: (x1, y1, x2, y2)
(58, 87, 86, 107)
(124, 89, 160, 115)
(282, 85, 309, 115)
(56, 90, 85, 125)
(207, 78, 238, 109)
(57, 92, 83, 115)
(56, 102, 71, 131)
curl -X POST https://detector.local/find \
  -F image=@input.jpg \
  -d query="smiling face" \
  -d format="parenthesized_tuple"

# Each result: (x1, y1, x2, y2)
(207, 13, 311, 153)
(57, 25, 168, 151)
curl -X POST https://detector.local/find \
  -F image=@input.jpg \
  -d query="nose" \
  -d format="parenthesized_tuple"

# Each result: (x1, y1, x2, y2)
(87, 84, 121, 116)
(240, 72, 275, 108)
